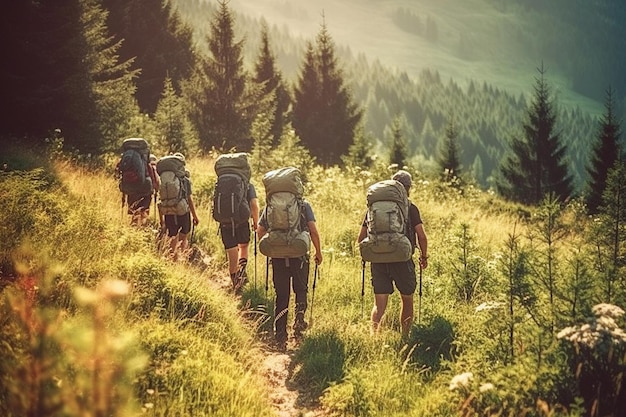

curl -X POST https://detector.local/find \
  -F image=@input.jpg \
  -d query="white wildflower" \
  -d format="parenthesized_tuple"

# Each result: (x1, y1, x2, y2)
(449, 372, 473, 391)
(475, 301, 503, 313)
(592, 303, 624, 320)
(101, 279, 130, 299)
(479, 383, 495, 393)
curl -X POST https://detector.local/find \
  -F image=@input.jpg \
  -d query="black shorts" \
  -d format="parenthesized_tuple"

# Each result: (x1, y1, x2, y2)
(370, 259, 416, 295)
(220, 222, 251, 249)
(164, 212, 191, 237)
(127, 194, 151, 214)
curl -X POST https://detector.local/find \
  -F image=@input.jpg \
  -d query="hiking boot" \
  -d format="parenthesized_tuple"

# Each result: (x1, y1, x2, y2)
(230, 273, 239, 290)
(273, 334, 288, 352)
(293, 319, 308, 339)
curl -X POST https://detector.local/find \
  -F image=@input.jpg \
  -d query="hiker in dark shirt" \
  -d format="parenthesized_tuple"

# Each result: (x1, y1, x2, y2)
(257, 198, 322, 351)
(357, 170, 428, 338)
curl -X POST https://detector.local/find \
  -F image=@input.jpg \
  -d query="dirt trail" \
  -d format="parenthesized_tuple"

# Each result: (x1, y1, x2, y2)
(192, 249, 324, 417)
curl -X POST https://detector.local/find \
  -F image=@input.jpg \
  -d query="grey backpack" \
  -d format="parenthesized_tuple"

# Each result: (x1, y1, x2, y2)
(156, 155, 189, 216)
(359, 179, 412, 263)
(259, 167, 311, 258)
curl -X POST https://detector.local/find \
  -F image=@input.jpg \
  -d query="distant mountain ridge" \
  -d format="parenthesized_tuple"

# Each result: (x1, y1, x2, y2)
(225, 0, 625, 115)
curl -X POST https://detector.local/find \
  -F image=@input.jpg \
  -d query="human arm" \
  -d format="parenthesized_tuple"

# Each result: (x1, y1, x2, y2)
(308, 220, 323, 265)
(415, 223, 428, 269)
(187, 194, 199, 226)
(257, 224, 267, 239)
(250, 197, 259, 231)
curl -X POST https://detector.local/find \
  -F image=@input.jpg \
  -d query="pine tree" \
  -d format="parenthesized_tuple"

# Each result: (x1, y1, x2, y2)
(591, 162, 626, 304)
(585, 86, 623, 215)
(437, 117, 463, 181)
(292, 18, 362, 165)
(154, 77, 196, 155)
(388, 117, 408, 168)
(497, 64, 573, 205)
(253, 21, 290, 147)
(101, 0, 196, 114)
(0, 0, 138, 155)
(342, 126, 375, 168)
(78, 0, 140, 153)
(190, 0, 254, 152)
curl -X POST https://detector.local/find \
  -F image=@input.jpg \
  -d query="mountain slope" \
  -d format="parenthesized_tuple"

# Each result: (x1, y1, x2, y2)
(228, 0, 625, 116)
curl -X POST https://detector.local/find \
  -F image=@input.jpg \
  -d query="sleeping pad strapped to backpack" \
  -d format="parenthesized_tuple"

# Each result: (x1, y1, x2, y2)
(156, 154, 189, 216)
(359, 179, 412, 263)
(259, 167, 311, 258)
(118, 138, 152, 196)
(212, 153, 251, 228)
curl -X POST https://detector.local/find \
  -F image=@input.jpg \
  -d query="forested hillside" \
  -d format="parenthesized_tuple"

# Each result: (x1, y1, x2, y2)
(172, 0, 622, 188)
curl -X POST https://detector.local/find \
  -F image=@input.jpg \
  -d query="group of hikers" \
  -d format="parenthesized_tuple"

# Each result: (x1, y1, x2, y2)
(117, 139, 428, 351)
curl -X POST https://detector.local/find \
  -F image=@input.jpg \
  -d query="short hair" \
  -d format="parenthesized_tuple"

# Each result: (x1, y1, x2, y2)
(392, 170, 412, 189)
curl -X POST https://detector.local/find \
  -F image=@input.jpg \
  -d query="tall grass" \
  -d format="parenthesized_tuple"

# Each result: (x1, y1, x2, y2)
(2, 152, 624, 416)
(0, 154, 275, 416)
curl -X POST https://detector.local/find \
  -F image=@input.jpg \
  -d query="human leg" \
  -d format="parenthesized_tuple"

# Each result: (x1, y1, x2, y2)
(391, 260, 417, 337)
(272, 259, 291, 346)
(172, 213, 191, 261)
(370, 263, 394, 335)
(371, 294, 389, 334)
(291, 258, 310, 336)
(235, 222, 251, 282)
(400, 294, 414, 338)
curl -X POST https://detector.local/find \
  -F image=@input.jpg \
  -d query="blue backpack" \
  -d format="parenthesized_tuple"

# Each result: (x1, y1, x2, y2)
(118, 138, 152, 196)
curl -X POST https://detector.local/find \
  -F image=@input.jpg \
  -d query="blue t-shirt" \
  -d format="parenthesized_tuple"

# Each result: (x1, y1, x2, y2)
(247, 183, 257, 202)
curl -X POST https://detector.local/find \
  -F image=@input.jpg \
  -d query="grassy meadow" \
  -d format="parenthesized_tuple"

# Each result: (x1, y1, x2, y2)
(1, 147, 625, 416)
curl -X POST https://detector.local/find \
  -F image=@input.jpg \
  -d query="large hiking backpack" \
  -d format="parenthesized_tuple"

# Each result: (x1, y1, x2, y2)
(118, 138, 152, 195)
(212, 153, 251, 227)
(359, 179, 412, 263)
(259, 167, 311, 258)
(156, 155, 189, 216)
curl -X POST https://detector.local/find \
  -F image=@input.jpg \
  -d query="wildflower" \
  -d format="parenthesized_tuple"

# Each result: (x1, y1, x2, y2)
(479, 383, 494, 393)
(475, 302, 502, 313)
(592, 303, 624, 320)
(449, 372, 473, 391)
(101, 279, 130, 299)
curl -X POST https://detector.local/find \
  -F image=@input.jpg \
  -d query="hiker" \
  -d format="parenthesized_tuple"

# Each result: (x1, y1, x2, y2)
(212, 153, 259, 291)
(157, 152, 199, 261)
(257, 167, 323, 351)
(118, 138, 155, 227)
(357, 169, 428, 338)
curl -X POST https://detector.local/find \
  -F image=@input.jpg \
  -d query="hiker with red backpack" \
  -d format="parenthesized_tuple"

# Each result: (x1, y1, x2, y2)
(357, 170, 428, 338)
(256, 167, 323, 351)
(212, 153, 259, 292)
(117, 138, 157, 227)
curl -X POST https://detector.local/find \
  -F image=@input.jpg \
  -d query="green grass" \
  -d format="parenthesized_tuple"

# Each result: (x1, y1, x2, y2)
(3, 150, 625, 416)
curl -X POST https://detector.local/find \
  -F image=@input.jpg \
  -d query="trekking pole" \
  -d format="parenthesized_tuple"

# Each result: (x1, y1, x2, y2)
(361, 260, 366, 319)
(153, 192, 157, 223)
(418, 262, 423, 324)
(309, 263, 318, 326)
(190, 222, 196, 245)
(265, 256, 269, 306)
(121, 193, 125, 223)
(254, 231, 257, 291)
